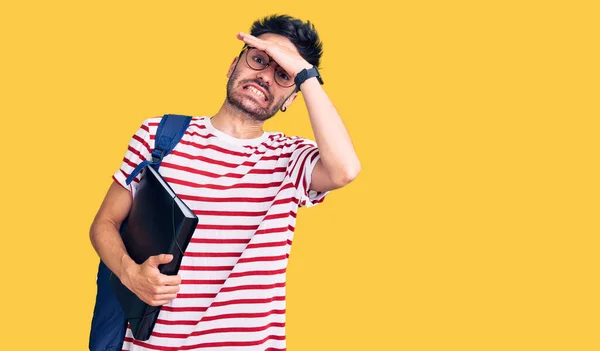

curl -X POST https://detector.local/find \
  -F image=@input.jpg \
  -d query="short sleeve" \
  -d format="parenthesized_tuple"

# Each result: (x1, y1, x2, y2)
(286, 138, 329, 208)
(112, 118, 156, 194)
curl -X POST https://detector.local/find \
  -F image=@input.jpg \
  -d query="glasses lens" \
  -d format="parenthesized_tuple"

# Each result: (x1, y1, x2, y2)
(274, 66, 294, 87)
(245, 47, 295, 88)
(247, 48, 269, 70)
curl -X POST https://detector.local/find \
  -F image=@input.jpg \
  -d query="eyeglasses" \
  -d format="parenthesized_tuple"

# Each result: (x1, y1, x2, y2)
(241, 46, 295, 88)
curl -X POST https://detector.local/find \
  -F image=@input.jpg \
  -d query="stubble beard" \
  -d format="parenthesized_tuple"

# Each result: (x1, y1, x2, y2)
(226, 69, 286, 122)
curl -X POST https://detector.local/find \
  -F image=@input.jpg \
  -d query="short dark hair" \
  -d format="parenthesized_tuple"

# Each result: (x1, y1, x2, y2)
(249, 14, 324, 69)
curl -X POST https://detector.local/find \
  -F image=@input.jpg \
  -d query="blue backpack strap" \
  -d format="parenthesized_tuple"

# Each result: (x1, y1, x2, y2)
(125, 114, 192, 185)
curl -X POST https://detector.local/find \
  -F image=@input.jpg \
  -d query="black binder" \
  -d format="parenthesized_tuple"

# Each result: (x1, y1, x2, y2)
(111, 165, 198, 341)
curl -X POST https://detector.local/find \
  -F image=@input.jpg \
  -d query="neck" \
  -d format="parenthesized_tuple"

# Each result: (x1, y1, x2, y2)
(211, 100, 265, 139)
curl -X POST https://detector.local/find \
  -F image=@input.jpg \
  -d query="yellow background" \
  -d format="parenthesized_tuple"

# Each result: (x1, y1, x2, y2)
(1, 1, 598, 350)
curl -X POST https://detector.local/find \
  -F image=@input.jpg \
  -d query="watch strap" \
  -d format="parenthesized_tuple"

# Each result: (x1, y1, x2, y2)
(294, 66, 324, 91)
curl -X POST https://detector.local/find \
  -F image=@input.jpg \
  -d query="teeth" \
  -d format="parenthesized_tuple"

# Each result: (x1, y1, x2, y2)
(247, 86, 266, 100)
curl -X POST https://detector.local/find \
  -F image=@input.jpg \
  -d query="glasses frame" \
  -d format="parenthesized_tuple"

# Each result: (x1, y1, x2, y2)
(240, 46, 296, 88)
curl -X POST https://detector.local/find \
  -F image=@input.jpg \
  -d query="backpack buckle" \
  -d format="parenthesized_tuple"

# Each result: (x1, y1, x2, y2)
(151, 147, 167, 163)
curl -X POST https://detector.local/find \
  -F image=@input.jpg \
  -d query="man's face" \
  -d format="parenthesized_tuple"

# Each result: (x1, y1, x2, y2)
(225, 33, 298, 122)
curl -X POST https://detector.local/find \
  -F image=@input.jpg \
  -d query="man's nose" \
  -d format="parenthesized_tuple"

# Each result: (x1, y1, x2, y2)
(256, 65, 277, 86)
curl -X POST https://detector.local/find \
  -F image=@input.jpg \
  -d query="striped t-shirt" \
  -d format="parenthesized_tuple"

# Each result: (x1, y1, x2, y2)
(112, 116, 328, 351)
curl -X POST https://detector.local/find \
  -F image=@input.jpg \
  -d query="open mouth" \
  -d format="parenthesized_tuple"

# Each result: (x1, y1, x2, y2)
(243, 84, 269, 102)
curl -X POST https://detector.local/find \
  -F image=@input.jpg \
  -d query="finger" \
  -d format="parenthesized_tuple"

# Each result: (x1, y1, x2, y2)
(162, 274, 182, 286)
(155, 285, 180, 295)
(147, 254, 173, 268)
(149, 299, 173, 306)
(237, 31, 255, 40)
(150, 294, 177, 305)
(154, 293, 178, 301)
(237, 32, 267, 49)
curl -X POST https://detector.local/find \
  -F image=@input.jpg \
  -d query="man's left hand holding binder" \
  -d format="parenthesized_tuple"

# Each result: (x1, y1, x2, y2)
(90, 181, 182, 306)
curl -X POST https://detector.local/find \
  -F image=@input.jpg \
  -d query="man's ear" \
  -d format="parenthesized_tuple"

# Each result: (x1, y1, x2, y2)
(226, 57, 239, 78)
(282, 92, 298, 110)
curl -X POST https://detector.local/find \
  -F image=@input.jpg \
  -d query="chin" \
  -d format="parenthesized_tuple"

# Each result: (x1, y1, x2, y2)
(226, 75, 282, 121)
(227, 91, 278, 122)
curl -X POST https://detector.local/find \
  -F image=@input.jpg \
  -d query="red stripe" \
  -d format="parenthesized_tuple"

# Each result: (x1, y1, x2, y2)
(189, 238, 250, 244)
(181, 279, 226, 285)
(263, 211, 294, 221)
(179, 265, 233, 271)
(170, 150, 254, 167)
(151, 321, 285, 339)
(196, 309, 286, 323)
(132, 134, 151, 155)
(126, 333, 285, 350)
(272, 196, 298, 206)
(245, 137, 304, 153)
(194, 209, 268, 216)
(170, 149, 292, 167)
(153, 297, 287, 320)
(162, 161, 241, 178)
(185, 252, 241, 258)
(246, 241, 288, 249)
(258, 153, 292, 161)
(178, 139, 251, 157)
(228, 268, 287, 278)
(255, 225, 294, 235)
(185, 130, 216, 140)
(211, 295, 286, 307)
(187, 123, 207, 130)
(219, 282, 286, 293)
(287, 143, 312, 181)
(294, 147, 314, 190)
(160, 305, 208, 313)
(251, 167, 287, 174)
(161, 161, 287, 178)
(179, 194, 276, 203)
(196, 224, 259, 230)
(191, 209, 267, 217)
(126, 145, 145, 161)
(148, 130, 215, 142)
(177, 135, 304, 158)
(155, 309, 285, 326)
(304, 149, 319, 188)
(122, 157, 137, 170)
(174, 182, 295, 203)
(237, 254, 289, 264)
(305, 151, 320, 192)
(262, 138, 304, 151)
(164, 176, 283, 190)
(176, 293, 218, 299)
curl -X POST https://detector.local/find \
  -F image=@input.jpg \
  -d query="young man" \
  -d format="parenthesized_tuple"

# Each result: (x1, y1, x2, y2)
(90, 14, 360, 350)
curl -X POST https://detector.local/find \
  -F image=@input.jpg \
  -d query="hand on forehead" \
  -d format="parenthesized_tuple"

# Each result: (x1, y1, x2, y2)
(237, 32, 311, 76)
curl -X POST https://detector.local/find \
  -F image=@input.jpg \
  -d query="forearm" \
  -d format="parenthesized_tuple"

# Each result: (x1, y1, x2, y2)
(90, 219, 135, 281)
(300, 78, 361, 182)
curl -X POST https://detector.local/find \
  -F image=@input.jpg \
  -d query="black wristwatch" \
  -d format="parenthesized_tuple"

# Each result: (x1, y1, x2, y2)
(294, 66, 324, 92)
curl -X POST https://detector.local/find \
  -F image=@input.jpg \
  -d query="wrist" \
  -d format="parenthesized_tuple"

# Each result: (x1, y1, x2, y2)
(295, 63, 313, 74)
(119, 254, 137, 282)
(294, 66, 324, 91)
